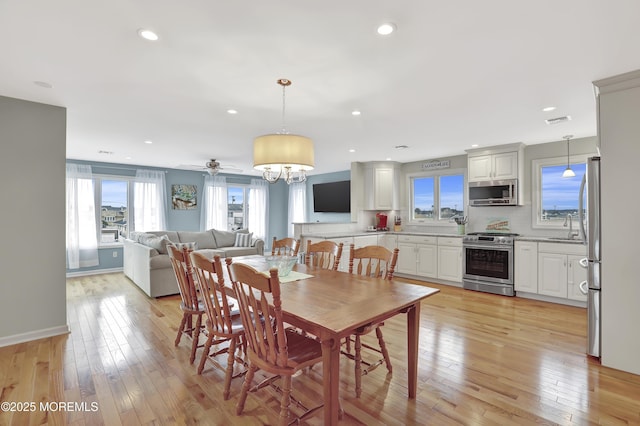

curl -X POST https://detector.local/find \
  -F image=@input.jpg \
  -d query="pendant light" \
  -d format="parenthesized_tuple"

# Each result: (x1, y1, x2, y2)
(562, 135, 575, 178)
(253, 79, 314, 184)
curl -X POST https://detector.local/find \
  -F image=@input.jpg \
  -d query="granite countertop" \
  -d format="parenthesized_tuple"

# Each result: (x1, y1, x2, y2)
(515, 236, 586, 245)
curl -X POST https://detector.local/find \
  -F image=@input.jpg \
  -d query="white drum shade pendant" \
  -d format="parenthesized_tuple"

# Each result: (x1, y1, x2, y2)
(253, 79, 314, 184)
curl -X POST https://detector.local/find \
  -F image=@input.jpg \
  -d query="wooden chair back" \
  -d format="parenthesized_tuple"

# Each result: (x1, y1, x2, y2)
(189, 252, 237, 337)
(168, 245, 199, 311)
(348, 245, 399, 280)
(305, 240, 343, 271)
(271, 237, 300, 256)
(226, 260, 291, 370)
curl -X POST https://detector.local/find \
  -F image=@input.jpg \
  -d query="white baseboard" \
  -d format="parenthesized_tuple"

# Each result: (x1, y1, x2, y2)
(0, 325, 70, 348)
(66, 267, 123, 278)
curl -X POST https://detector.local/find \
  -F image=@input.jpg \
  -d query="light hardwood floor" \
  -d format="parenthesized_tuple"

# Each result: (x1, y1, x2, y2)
(1, 272, 640, 425)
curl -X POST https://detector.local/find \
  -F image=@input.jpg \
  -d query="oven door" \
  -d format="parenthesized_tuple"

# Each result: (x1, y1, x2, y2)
(462, 243, 513, 285)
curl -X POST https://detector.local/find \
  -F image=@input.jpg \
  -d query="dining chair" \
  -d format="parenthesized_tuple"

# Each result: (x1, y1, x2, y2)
(189, 252, 246, 400)
(271, 237, 300, 256)
(345, 244, 399, 397)
(305, 240, 343, 271)
(168, 245, 204, 365)
(226, 259, 324, 426)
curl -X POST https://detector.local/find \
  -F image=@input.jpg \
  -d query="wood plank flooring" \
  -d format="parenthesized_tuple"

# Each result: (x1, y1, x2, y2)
(2, 272, 640, 425)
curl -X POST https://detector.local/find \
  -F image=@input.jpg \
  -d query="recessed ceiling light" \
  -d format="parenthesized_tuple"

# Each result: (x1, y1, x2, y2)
(542, 106, 556, 112)
(144, 140, 153, 144)
(227, 109, 238, 114)
(33, 81, 53, 89)
(125, 156, 132, 160)
(377, 23, 396, 35)
(471, 144, 479, 148)
(386, 157, 392, 161)
(138, 29, 159, 41)
(98, 150, 114, 155)
(351, 110, 361, 116)
(349, 149, 356, 153)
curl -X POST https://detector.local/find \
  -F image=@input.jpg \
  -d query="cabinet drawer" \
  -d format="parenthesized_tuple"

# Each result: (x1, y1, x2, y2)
(437, 236, 462, 247)
(396, 234, 437, 245)
(328, 237, 354, 246)
(538, 242, 586, 256)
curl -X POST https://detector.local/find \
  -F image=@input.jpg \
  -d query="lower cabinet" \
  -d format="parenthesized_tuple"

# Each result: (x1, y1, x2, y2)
(396, 235, 437, 277)
(325, 237, 354, 273)
(514, 241, 587, 303)
(538, 243, 587, 302)
(514, 241, 538, 293)
(437, 237, 462, 282)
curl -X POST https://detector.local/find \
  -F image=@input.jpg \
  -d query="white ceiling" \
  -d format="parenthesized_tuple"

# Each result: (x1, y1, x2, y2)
(1, 1, 639, 176)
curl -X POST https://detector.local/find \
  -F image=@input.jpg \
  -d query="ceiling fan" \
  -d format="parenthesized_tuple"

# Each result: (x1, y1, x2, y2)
(203, 159, 244, 175)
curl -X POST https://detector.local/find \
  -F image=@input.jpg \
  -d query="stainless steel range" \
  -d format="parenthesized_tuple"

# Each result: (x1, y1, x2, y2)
(462, 232, 518, 296)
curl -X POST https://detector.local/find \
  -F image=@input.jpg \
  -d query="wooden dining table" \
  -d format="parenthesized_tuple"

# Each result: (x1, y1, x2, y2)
(227, 255, 440, 425)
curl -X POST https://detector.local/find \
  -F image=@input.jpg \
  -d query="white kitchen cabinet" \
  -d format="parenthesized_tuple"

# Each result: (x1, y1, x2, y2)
(437, 237, 462, 282)
(537, 242, 587, 300)
(514, 241, 538, 293)
(396, 235, 437, 278)
(377, 234, 397, 251)
(363, 163, 399, 210)
(326, 236, 353, 273)
(468, 151, 518, 181)
(353, 235, 378, 248)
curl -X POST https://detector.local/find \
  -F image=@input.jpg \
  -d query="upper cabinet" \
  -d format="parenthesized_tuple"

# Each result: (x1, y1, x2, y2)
(468, 151, 518, 181)
(351, 162, 400, 215)
(466, 143, 525, 183)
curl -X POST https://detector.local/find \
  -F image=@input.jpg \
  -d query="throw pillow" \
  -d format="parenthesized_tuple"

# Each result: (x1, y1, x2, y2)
(234, 232, 253, 247)
(138, 234, 173, 254)
(174, 242, 198, 251)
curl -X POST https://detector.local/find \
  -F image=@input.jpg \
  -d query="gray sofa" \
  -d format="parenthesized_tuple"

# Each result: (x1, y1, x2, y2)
(123, 229, 264, 298)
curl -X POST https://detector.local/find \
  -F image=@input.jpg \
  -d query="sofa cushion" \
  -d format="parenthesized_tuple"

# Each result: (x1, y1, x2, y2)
(220, 246, 261, 257)
(138, 234, 173, 254)
(177, 231, 217, 249)
(212, 229, 238, 247)
(234, 232, 253, 247)
(149, 253, 173, 270)
(196, 248, 226, 258)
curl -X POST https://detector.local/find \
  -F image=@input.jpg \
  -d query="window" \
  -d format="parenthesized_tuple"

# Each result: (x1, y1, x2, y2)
(99, 179, 129, 243)
(228, 185, 248, 231)
(532, 156, 587, 228)
(410, 171, 465, 223)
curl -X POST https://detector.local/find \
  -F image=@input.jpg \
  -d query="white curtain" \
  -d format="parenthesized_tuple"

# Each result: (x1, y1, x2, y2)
(288, 182, 307, 237)
(247, 179, 269, 240)
(66, 163, 99, 269)
(133, 170, 167, 232)
(201, 175, 228, 230)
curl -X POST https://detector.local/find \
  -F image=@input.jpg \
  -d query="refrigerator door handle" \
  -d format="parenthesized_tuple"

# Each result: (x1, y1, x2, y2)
(578, 173, 587, 243)
(579, 280, 588, 295)
(579, 257, 588, 268)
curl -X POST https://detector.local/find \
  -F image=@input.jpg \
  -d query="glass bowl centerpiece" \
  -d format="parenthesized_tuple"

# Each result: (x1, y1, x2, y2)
(264, 255, 298, 277)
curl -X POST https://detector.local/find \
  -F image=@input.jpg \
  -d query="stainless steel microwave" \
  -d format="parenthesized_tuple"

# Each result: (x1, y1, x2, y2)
(469, 179, 518, 206)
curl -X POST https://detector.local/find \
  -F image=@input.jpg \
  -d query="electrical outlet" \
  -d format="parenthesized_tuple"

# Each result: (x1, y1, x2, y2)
(112, 251, 118, 258)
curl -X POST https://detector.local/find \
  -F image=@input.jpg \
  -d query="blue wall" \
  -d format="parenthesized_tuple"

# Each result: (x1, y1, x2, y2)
(305, 170, 352, 223)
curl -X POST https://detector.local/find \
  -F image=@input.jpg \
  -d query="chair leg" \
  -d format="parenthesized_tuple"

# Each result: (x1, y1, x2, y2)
(278, 374, 292, 426)
(189, 314, 202, 364)
(375, 326, 393, 373)
(236, 365, 257, 415)
(197, 332, 214, 375)
(175, 313, 188, 346)
(355, 334, 362, 398)
(223, 338, 237, 400)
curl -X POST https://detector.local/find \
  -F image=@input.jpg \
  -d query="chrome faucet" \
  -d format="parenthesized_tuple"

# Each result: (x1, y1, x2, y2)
(563, 213, 579, 239)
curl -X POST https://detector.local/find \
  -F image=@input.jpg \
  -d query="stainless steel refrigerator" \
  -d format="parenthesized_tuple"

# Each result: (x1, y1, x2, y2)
(579, 156, 601, 358)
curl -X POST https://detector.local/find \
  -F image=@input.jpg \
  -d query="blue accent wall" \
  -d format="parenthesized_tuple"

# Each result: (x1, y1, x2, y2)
(306, 170, 352, 223)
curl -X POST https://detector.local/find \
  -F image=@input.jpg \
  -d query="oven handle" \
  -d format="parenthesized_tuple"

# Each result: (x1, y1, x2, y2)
(463, 244, 513, 251)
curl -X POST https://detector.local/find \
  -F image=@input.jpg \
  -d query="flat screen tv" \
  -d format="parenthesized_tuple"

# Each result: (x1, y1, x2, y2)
(313, 180, 351, 213)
